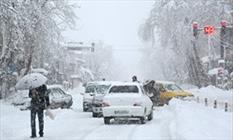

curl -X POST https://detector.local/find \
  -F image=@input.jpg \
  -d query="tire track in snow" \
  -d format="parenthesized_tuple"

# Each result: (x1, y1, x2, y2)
(79, 124, 103, 140)
(159, 103, 186, 140)
(127, 124, 139, 140)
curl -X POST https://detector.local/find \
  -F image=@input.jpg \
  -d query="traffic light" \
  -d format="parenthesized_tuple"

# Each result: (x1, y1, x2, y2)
(220, 20, 227, 35)
(221, 20, 227, 28)
(192, 22, 198, 38)
(204, 26, 215, 35)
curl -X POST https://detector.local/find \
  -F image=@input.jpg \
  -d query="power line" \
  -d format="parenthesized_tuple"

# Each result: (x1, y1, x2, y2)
(212, 35, 233, 50)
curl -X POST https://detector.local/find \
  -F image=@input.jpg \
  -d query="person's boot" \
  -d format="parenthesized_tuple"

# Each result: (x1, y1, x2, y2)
(40, 133, 43, 137)
(31, 130, 36, 138)
(39, 130, 44, 137)
(30, 135, 36, 138)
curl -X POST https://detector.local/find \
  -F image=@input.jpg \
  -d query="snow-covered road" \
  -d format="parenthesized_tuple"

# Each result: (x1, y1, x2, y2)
(1, 87, 233, 140)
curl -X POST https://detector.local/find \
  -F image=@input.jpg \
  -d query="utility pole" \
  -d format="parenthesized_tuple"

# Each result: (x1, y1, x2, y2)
(220, 20, 227, 60)
(191, 22, 205, 88)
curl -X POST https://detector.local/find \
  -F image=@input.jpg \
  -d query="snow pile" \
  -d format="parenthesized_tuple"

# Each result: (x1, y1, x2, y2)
(6, 90, 29, 106)
(167, 99, 233, 140)
(189, 86, 233, 103)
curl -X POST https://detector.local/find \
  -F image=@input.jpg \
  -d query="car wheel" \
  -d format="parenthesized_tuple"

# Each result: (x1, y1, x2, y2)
(140, 117, 146, 124)
(148, 110, 153, 121)
(104, 117, 111, 124)
(92, 112, 98, 117)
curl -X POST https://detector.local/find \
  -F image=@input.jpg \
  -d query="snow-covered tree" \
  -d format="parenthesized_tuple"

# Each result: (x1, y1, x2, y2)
(139, 0, 232, 87)
(0, 0, 76, 98)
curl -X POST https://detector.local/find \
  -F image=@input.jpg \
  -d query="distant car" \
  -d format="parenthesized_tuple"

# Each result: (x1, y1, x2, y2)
(102, 82, 153, 124)
(81, 81, 111, 113)
(155, 81, 194, 105)
(11, 85, 73, 110)
(92, 81, 115, 117)
(47, 85, 73, 109)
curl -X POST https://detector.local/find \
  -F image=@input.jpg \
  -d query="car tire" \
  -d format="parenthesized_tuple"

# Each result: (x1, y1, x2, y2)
(104, 117, 111, 124)
(140, 117, 146, 124)
(148, 110, 153, 121)
(92, 112, 98, 117)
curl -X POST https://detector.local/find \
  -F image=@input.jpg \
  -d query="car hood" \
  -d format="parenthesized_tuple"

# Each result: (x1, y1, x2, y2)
(161, 90, 193, 98)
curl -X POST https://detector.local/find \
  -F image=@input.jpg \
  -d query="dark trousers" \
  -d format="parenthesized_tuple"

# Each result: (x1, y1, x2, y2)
(31, 108, 44, 136)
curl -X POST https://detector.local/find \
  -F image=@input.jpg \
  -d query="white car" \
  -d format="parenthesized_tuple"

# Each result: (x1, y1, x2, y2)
(82, 81, 111, 112)
(102, 82, 153, 124)
(92, 81, 113, 117)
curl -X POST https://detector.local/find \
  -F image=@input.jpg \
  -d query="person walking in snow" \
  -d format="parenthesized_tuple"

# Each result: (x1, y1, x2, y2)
(29, 84, 49, 138)
(143, 80, 160, 106)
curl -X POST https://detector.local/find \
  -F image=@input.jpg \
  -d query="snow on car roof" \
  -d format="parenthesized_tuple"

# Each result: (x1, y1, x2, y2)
(109, 82, 141, 86)
(87, 81, 122, 85)
(87, 81, 142, 86)
(155, 80, 175, 85)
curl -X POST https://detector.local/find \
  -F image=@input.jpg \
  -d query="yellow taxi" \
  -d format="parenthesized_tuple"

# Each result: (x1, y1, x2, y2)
(155, 81, 194, 105)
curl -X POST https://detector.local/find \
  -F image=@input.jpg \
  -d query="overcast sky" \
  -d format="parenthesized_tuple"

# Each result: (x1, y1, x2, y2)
(63, 0, 154, 80)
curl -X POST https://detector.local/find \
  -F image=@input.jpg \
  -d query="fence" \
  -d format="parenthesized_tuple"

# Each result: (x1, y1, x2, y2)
(196, 96, 233, 112)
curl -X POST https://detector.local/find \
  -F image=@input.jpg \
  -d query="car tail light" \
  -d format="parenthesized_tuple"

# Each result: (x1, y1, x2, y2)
(133, 102, 142, 106)
(102, 102, 110, 107)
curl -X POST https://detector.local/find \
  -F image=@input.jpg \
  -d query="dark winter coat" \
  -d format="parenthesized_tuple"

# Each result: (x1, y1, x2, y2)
(29, 85, 49, 110)
(143, 81, 160, 98)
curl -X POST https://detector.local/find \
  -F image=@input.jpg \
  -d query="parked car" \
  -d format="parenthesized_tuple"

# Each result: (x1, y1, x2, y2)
(81, 81, 111, 113)
(155, 81, 194, 105)
(47, 85, 73, 109)
(11, 85, 73, 110)
(92, 81, 116, 117)
(102, 82, 153, 124)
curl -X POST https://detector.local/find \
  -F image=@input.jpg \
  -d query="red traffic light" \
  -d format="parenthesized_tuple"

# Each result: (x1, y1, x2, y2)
(204, 26, 215, 35)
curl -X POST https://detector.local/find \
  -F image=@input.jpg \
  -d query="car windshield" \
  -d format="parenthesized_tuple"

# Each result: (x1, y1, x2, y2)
(49, 88, 66, 98)
(85, 84, 110, 94)
(95, 85, 111, 94)
(164, 84, 183, 91)
(109, 85, 139, 93)
(85, 85, 95, 93)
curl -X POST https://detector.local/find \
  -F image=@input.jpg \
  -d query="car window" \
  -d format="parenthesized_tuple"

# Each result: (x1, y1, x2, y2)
(85, 85, 95, 93)
(95, 85, 111, 94)
(165, 84, 182, 91)
(56, 88, 66, 95)
(109, 85, 139, 93)
(50, 89, 63, 98)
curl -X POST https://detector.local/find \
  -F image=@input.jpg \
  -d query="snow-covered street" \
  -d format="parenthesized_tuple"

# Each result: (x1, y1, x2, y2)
(1, 1, 233, 140)
(1, 87, 232, 140)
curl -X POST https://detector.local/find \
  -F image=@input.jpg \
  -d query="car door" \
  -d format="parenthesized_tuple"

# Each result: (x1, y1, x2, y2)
(50, 88, 64, 108)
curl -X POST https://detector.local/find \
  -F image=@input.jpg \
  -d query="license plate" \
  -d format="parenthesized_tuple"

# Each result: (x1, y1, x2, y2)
(114, 110, 129, 114)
